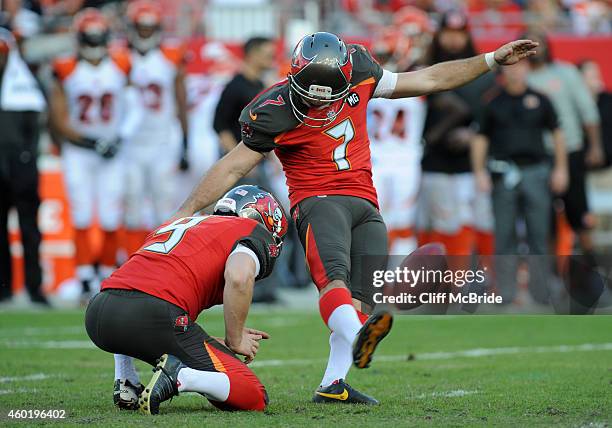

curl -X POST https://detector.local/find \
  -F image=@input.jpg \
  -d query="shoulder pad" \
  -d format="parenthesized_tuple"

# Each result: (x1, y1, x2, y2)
(52, 56, 78, 81)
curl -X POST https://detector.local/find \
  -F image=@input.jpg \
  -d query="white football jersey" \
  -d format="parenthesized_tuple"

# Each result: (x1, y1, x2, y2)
(367, 96, 426, 168)
(129, 44, 183, 141)
(54, 54, 130, 140)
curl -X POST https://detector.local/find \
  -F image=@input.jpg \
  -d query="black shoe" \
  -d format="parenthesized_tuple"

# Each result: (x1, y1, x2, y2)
(353, 310, 393, 369)
(138, 354, 185, 415)
(29, 292, 51, 307)
(0, 288, 12, 303)
(113, 379, 144, 410)
(312, 379, 379, 405)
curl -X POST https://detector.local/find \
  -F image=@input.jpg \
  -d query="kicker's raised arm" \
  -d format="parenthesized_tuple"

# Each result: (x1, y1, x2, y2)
(385, 39, 539, 99)
(175, 142, 264, 217)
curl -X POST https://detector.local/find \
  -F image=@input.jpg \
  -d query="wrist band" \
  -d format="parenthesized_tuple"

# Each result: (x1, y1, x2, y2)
(485, 52, 498, 70)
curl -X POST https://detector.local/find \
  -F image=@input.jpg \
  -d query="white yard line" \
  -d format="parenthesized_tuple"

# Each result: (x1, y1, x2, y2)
(251, 342, 612, 367)
(414, 390, 479, 399)
(1, 341, 610, 368)
(0, 388, 38, 395)
(0, 373, 55, 384)
(0, 326, 84, 337)
(0, 340, 94, 349)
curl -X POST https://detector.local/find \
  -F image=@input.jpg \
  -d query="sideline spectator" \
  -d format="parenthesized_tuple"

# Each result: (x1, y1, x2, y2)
(578, 60, 612, 167)
(0, 28, 47, 305)
(213, 36, 275, 155)
(212, 36, 282, 302)
(472, 60, 568, 303)
(524, 32, 603, 256)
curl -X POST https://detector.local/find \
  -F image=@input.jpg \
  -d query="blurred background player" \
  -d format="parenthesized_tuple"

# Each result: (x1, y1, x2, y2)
(49, 8, 142, 300)
(417, 11, 495, 257)
(368, 8, 431, 254)
(122, 0, 190, 256)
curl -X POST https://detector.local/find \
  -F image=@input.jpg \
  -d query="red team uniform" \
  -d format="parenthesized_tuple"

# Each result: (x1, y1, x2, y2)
(87, 214, 279, 412)
(238, 44, 390, 304)
(102, 215, 277, 320)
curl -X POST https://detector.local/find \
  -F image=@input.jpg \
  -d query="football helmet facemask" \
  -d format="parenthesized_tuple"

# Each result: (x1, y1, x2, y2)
(288, 32, 353, 128)
(127, 0, 162, 54)
(74, 8, 110, 62)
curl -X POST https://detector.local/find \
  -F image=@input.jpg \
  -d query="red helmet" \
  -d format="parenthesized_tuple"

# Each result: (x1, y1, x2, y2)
(127, 0, 163, 53)
(393, 6, 433, 36)
(74, 8, 110, 61)
(214, 185, 288, 246)
(386, 7, 433, 70)
(288, 32, 353, 128)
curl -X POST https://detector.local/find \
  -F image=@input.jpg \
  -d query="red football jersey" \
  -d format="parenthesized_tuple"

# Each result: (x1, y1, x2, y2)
(101, 216, 277, 321)
(239, 45, 384, 208)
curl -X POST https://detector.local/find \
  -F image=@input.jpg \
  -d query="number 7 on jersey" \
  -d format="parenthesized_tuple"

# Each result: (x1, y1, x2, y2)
(325, 118, 355, 171)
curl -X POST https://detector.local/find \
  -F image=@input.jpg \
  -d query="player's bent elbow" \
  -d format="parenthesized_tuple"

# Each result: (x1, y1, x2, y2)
(224, 267, 255, 294)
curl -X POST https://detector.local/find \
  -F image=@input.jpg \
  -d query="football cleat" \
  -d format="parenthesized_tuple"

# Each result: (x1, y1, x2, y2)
(313, 379, 379, 405)
(138, 354, 185, 415)
(113, 378, 144, 410)
(353, 310, 393, 369)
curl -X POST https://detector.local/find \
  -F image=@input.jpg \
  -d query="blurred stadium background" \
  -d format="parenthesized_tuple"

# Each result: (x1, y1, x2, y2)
(1, 0, 611, 308)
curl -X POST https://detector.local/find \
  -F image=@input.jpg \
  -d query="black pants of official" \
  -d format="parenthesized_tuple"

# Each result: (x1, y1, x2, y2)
(0, 149, 42, 299)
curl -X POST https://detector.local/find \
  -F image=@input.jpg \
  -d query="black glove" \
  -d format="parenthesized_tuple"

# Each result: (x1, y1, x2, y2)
(94, 137, 121, 159)
(179, 136, 189, 171)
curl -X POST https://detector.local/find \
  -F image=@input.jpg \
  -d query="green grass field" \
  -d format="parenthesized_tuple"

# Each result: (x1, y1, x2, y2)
(0, 309, 610, 427)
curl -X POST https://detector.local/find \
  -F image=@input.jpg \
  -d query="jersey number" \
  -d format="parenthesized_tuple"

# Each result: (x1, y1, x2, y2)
(77, 93, 114, 123)
(143, 216, 208, 254)
(142, 83, 163, 111)
(325, 118, 355, 171)
(370, 108, 408, 142)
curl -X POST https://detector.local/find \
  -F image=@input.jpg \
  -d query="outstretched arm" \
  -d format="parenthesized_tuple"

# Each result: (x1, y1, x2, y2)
(175, 142, 264, 217)
(390, 40, 539, 98)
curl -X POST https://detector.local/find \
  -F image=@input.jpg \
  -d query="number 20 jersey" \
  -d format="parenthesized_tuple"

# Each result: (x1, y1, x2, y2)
(52, 51, 131, 140)
(238, 45, 384, 209)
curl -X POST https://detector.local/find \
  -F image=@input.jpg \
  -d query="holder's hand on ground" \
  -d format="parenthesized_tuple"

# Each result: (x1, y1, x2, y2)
(494, 40, 539, 66)
(226, 328, 270, 364)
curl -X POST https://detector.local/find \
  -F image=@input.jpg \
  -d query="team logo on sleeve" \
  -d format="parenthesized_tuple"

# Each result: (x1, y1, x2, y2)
(241, 122, 254, 139)
(268, 243, 280, 258)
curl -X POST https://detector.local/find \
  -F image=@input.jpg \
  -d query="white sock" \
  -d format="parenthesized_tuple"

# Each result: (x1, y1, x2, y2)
(320, 331, 353, 387)
(177, 367, 230, 402)
(114, 354, 140, 385)
(327, 304, 361, 344)
(318, 304, 362, 387)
